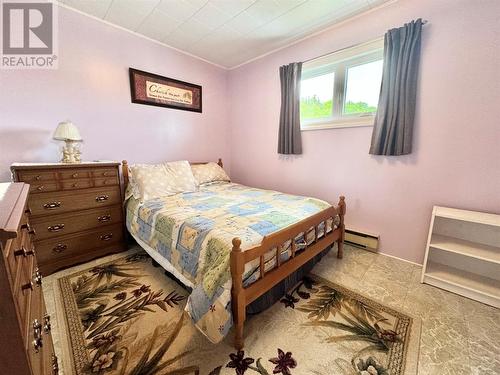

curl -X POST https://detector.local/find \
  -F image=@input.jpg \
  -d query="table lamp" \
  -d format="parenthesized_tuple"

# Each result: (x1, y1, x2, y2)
(53, 121, 82, 163)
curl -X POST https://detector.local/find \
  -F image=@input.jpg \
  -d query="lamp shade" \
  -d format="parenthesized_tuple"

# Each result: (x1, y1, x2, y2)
(53, 121, 82, 141)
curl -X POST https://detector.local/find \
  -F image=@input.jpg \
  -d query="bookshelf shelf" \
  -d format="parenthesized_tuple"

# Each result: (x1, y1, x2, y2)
(422, 206, 500, 308)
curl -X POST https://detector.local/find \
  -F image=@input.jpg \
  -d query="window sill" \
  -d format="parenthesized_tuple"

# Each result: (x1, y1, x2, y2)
(301, 116, 374, 131)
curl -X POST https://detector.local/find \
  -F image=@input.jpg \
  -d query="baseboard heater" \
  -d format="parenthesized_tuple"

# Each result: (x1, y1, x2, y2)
(345, 228, 379, 252)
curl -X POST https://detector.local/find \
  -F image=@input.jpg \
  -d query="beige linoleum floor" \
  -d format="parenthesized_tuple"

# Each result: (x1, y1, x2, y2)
(313, 245, 500, 375)
(45, 244, 500, 375)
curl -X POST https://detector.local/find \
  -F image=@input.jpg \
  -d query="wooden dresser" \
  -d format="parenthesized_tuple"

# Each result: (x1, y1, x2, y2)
(11, 162, 127, 275)
(0, 183, 58, 374)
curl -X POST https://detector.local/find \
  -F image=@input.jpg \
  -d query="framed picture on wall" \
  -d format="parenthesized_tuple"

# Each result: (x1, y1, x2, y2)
(129, 68, 202, 113)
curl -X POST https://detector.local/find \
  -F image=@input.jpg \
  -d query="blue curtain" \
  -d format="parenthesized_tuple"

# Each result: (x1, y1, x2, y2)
(278, 62, 303, 155)
(369, 19, 423, 156)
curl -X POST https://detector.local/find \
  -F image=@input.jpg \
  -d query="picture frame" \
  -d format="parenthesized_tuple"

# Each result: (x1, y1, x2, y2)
(129, 68, 202, 113)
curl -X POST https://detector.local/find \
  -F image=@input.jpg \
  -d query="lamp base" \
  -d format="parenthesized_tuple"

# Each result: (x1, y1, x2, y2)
(61, 140, 82, 164)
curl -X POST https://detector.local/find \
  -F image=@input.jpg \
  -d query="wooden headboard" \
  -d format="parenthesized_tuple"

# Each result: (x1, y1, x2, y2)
(121, 158, 223, 191)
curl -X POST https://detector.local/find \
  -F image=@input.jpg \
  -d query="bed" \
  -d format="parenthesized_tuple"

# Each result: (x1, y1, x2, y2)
(122, 159, 346, 349)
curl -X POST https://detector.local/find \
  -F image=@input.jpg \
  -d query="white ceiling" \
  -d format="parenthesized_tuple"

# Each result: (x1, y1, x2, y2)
(58, 0, 393, 69)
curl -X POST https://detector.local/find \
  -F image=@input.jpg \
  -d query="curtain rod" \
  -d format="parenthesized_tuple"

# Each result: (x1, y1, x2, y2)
(303, 19, 428, 64)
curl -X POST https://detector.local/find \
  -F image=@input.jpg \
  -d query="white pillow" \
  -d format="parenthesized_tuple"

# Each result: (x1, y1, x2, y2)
(162, 160, 197, 192)
(129, 160, 196, 201)
(191, 162, 230, 186)
(125, 171, 141, 201)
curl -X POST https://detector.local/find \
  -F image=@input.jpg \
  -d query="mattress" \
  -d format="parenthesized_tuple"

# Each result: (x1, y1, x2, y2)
(126, 182, 337, 343)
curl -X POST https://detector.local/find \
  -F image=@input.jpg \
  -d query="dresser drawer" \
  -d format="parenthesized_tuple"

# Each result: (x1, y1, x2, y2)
(4, 236, 20, 282)
(27, 281, 51, 375)
(17, 171, 57, 183)
(58, 169, 91, 180)
(31, 205, 123, 240)
(93, 168, 118, 178)
(28, 186, 121, 216)
(0, 181, 59, 374)
(14, 254, 35, 329)
(61, 179, 93, 190)
(29, 182, 59, 194)
(94, 176, 119, 187)
(6, 210, 35, 290)
(26, 274, 42, 348)
(36, 224, 124, 265)
(5, 229, 35, 290)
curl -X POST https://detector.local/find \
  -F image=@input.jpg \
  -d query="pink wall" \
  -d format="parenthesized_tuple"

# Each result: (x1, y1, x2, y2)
(0, 6, 230, 182)
(228, 0, 500, 264)
(1, 1, 498, 264)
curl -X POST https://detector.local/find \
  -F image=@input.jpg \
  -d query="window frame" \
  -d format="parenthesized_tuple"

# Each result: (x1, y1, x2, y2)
(300, 38, 384, 131)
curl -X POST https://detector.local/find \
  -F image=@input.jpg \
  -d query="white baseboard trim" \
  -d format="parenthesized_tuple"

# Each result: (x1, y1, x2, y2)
(344, 243, 423, 267)
(378, 251, 423, 267)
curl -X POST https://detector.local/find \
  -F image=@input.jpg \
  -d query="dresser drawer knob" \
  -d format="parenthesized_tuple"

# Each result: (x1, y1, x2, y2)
(34, 268, 43, 286)
(43, 201, 61, 210)
(52, 354, 59, 374)
(100, 233, 113, 241)
(32, 337, 43, 352)
(25, 207, 32, 215)
(33, 319, 42, 334)
(96, 195, 109, 202)
(21, 223, 36, 235)
(48, 224, 65, 232)
(13, 247, 25, 257)
(22, 281, 34, 291)
(72, 173, 78, 178)
(36, 185, 45, 191)
(14, 246, 35, 257)
(72, 183, 78, 188)
(98, 214, 111, 223)
(52, 244, 67, 253)
(35, 175, 41, 181)
(43, 315, 51, 333)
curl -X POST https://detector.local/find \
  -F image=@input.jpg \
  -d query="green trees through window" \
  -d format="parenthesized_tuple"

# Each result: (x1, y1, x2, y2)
(300, 95, 332, 120)
(300, 95, 377, 120)
(299, 39, 384, 129)
(344, 101, 377, 114)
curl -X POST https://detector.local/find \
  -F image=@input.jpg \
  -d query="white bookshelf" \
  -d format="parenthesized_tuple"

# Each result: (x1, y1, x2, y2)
(421, 206, 500, 308)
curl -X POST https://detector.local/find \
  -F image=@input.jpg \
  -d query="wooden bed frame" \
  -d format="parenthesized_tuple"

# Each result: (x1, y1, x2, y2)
(121, 159, 346, 350)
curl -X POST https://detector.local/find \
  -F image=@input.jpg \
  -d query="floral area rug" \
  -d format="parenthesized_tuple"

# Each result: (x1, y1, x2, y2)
(48, 250, 420, 375)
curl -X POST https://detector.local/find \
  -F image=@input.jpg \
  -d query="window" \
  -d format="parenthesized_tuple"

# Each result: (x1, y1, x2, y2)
(300, 38, 384, 130)
(300, 73, 334, 122)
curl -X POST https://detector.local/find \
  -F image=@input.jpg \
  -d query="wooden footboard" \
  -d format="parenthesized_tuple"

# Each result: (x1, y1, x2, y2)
(230, 196, 346, 349)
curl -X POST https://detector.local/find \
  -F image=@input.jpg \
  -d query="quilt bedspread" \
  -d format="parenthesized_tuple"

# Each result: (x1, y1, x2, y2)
(126, 182, 333, 343)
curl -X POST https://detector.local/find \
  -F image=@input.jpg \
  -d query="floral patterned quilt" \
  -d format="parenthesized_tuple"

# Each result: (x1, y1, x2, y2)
(126, 182, 333, 343)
